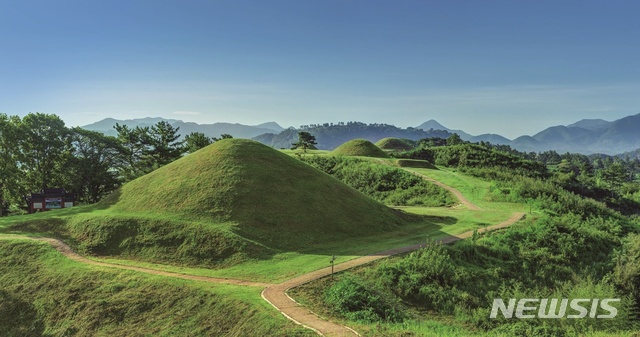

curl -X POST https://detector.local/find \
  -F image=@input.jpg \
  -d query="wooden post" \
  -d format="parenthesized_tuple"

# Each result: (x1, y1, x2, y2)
(330, 255, 336, 279)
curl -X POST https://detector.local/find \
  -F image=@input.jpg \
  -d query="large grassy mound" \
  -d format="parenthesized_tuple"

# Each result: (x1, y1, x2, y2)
(331, 139, 389, 158)
(375, 137, 416, 151)
(102, 139, 404, 248)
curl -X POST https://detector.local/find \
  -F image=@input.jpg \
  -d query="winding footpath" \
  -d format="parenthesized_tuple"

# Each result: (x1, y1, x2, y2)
(261, 211, 525, 336)
(0, 236, 272, 288)
(0, 176, 525, 337)
(410, 171, 481, 211)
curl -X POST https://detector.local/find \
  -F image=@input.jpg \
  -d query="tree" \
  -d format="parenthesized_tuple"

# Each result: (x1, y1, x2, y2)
(114, 123, 148, 180)
(67, 128, 125, 203)
(600, 162, 628, 195)
(142, 121, 184, 168)
(184, 132, 214, 153)
(17, 113, 70, 192)
(0, 114, 21, 215)
(291, 131, 317, 152)
(446, 133, 463, 146)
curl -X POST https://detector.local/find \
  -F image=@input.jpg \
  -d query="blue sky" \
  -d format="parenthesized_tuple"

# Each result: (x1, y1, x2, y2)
(1, 0, 639, 138)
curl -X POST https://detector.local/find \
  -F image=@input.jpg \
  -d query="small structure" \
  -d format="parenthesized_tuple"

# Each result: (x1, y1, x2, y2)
(27, 188, 77, 214)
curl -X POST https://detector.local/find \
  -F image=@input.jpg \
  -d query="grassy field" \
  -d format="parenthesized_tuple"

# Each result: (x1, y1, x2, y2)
(0, 141, 537, 336)
(0, 238, 313, 336)
(0, 148, 529, 284)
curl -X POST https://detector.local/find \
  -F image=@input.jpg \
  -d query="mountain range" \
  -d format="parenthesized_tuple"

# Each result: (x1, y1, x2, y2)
(82, 117, 285, 139)
(417, 114, 640, 155)
(83, 113, 640, 155)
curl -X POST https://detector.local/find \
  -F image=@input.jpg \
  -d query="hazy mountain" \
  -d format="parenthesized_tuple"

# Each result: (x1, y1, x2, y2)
(566, 118, 611, 131)
(82, 113, 640, 155)
(469, 134, 512, 145)
(511, 136, 545, 153)
(82, 118, 283, 139)
(416, 119, 473, 140)
(513, 113, 640, 155)
(411, 113, 640, 155)
(253, 122, 285, 132)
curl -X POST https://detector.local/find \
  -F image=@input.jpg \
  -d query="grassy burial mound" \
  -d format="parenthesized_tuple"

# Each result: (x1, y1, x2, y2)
(331, 139, 389, 158)
(375, 137, 416, 151)
(91, 139, 405, 259)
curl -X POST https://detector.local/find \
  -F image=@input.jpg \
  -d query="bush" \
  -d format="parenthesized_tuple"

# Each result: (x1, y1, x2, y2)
(324, 275, 406, 323)
(300, 156, 454, 206)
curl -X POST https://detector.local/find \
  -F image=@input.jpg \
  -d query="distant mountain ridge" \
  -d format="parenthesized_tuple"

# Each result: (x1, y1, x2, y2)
(82, 118, 284, 139)
(415, 113, 640, 155)
(254, 122, 451, 150)
(82, 113, 640, 155)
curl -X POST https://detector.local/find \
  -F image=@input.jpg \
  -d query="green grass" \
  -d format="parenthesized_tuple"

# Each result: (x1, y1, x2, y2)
(103, 139, 405, 245)
(0, 149, 530, 284)
(65, 214, 487, 283)
(332, 138, 389, 158)
(1, 139, 422, 271)
(404, 167, 533, 212)
(0, 238, 313, 336)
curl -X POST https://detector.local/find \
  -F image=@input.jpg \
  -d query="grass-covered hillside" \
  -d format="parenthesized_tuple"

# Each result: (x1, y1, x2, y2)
(0, 239, 312, 337)
(103, 139, 404, 243)
(375, 137, 416, 151)
(332, 138, 389, 158)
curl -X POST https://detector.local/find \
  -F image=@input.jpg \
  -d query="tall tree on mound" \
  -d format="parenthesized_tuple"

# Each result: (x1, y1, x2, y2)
(291, 131, 317, 152)
(184, 132, 214, 153)
(143, 121, 184, 168)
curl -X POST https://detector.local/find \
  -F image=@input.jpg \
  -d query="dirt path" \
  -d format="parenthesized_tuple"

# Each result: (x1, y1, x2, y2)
(410, 171, 481, 210)
(262, 212, 526, 336)
(0, 236, 272, 288)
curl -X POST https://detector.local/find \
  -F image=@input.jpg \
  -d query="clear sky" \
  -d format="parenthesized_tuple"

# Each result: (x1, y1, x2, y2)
(1, 0, 639, 138)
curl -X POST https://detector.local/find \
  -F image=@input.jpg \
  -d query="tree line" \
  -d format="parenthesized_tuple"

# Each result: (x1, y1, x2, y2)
(0, 112, 228, 215)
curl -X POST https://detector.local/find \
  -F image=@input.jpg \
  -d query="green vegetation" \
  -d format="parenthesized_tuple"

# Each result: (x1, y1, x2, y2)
(299, 156, 454, 207)
(291, 131, 318, 152)
(3, 139, 430, 276)
(0, 239, 312, 336)
(3, 125, 640, 336)
(290, 142, 640, 336)
(253, 121, 450, 150)
(394, 159, 436, 169)
(375, 137, 416, 151)
(332, 138, 389, 158)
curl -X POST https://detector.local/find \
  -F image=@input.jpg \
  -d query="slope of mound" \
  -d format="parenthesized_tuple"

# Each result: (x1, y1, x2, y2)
(375, 137, 416, 151)
(331, 139, 389, 158)
(102, 139, 403, 248)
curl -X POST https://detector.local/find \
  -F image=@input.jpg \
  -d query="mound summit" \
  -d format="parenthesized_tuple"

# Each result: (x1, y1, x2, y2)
(331, 139, 389, 158)
(104, 139, 404, 247)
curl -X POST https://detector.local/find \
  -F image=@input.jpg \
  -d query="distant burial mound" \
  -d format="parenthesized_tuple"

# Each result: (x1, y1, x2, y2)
(332, 139, 389, 158)
(102, 139, 403, 252)
(375, 137, 416, 151)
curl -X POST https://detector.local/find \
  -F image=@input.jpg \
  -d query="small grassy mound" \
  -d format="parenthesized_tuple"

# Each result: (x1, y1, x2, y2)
(332, 139, 389, 158)
(375, 138, 416, 151)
